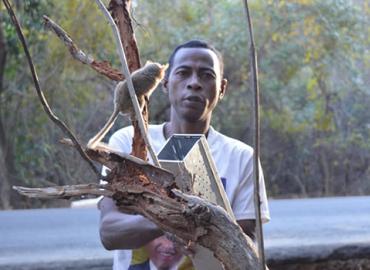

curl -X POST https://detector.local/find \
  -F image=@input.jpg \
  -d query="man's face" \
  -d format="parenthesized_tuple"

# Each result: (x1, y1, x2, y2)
(164, 47, 227, 123)
(145, 236, 182, 269)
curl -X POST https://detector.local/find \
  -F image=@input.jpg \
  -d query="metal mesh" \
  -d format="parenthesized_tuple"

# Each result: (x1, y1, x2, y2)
(158, 134, 234, 219)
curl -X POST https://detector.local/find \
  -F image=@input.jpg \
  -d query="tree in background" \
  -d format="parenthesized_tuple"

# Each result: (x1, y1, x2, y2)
(256, 0, 370, 197)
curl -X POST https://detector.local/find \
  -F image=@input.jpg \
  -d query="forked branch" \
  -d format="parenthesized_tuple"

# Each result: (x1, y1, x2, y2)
(43, 15, 125, 81)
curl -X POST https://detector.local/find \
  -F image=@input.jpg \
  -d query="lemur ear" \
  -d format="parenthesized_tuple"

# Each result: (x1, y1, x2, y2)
(144, 60, 153, 66)
(162, 63, 169, 72)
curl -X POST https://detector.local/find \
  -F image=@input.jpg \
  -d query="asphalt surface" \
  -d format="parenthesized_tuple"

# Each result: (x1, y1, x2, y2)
(0, 207, 112, 268)
(0, 196, 369, 268)
(264, 196, 370, 262)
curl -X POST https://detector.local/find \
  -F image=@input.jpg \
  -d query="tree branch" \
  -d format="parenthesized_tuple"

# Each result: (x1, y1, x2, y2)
(108, 0, 141, 72)
(13, 183, 112, 198)
(95, 0, 160, 167)
(2, 0, 100, 177)
(243, 1, 266, 269)
(13, 146, 259, 270)
(107, 0, 149, 163)
(42, 15, 125, 81)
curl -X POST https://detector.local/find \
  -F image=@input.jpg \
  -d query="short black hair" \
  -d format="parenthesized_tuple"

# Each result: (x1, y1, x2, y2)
(165, 39, 224, 80)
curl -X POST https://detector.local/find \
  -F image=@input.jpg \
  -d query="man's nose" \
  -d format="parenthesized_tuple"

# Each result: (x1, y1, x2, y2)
(186, 73, 201, 91)
(161, 240, 174, 249)
(160, 238, 176, 250)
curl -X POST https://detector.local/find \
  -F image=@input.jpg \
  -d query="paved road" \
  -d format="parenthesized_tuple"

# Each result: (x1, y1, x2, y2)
(264, 196, 370, 262)
(1, 196, 369, 268)
(0, 207, 112, 268)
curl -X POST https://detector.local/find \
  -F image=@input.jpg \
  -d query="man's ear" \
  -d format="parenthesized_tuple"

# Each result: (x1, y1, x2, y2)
(219, 78, 228, 100)
(162, 79, 169, 94)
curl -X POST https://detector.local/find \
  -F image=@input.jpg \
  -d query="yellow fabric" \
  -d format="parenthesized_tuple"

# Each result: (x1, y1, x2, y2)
(131, 247, 149, 265)
(178, 256, 195, 270)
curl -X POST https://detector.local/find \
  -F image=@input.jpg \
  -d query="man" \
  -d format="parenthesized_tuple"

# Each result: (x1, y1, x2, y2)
(128, 235, 183, 270)
(99, 40, 270, 270)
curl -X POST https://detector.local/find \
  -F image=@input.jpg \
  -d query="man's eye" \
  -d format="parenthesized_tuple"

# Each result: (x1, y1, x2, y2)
(176, 70, 188, 76)
(201, 73, 215, 79)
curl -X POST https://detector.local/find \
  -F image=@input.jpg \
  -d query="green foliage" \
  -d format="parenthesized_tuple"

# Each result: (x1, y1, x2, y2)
(256, 0, 370, 196)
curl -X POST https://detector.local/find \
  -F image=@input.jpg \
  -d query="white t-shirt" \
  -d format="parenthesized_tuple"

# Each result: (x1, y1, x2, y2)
(107, 123, 270, 270)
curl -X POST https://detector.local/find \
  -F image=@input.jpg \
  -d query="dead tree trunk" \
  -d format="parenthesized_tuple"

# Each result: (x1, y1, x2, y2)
(15, 147, 260, 270)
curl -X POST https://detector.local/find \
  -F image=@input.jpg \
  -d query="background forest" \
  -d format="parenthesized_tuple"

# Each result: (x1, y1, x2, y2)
(0, 0, 369, 209)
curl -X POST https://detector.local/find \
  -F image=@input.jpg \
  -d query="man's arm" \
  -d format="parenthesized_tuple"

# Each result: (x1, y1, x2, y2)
(99, 197, 163, 250)
(237, 219, 256, 241)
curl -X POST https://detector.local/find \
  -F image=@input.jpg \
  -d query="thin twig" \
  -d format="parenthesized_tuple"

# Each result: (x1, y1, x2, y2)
(43, 15, 124, 81)
(242, 1, 266, 270)
(95, 0, 161, 167)
(2, 0, 100, 177)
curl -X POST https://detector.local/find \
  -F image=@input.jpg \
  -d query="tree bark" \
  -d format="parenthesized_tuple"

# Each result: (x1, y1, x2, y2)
(319, 149, 332, 196)
(0, 147, 11, 209)
(108, 0, 141, 72)
(0, 17, 12, 209)
(14, 148, 260, 270)
(108, 0, 147, 161)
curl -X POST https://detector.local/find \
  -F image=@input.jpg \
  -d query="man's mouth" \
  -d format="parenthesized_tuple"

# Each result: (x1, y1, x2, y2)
(157, 248, 177, 257)
(159, 251, 176, 257)
(184, 95, 204, 103)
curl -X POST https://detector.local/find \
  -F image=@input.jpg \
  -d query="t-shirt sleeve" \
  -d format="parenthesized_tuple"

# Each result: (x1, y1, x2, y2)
(108, 129, 133, 153)
(101, 128, 133, 178)
(232, 156, 270, 223)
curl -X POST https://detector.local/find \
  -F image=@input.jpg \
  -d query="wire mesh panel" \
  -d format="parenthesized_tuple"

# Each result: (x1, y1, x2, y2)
(158, 134, 234, 220)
